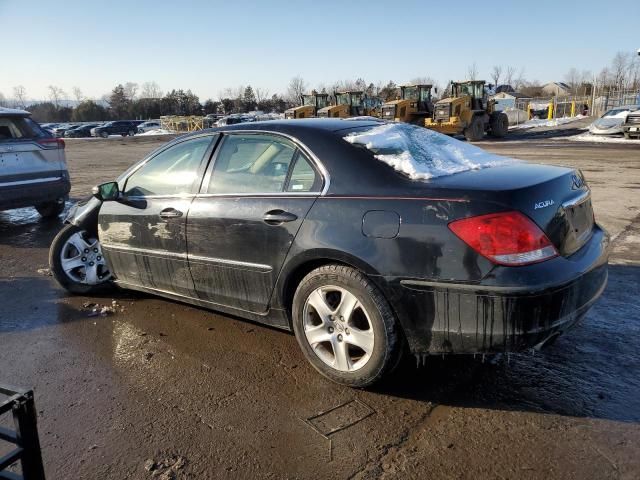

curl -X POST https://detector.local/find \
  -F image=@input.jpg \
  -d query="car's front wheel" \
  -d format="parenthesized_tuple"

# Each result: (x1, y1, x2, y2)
(292, 264, 403, 387)
(49, 224, 112, 294)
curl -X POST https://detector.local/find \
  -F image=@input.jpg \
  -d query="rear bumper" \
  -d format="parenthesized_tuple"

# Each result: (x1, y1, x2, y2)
(0, 174, 70, 211)
(383, 225, 610, 355)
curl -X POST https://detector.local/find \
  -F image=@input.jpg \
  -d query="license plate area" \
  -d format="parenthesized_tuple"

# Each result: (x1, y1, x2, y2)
(565, 196, 594, 252)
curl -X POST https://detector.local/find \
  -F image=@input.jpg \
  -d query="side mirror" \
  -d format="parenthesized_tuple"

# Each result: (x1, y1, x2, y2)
(92, 181, 120, 201)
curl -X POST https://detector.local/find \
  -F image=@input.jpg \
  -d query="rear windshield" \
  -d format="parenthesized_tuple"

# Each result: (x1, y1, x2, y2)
(343, 122, 514, 180)
(0, 116, 49, 141)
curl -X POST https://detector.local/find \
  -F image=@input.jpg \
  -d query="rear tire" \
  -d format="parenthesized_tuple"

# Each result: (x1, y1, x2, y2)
(489, 112, 509, 138)
(49, 224, 112, 294)
(36, 201, 65, 218)
(464, 116, 484, 141)
(292, 264, 403, 388)
(128, 130, 136, 136)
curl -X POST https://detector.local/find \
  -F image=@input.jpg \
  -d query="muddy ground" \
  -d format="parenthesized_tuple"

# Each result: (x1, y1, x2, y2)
(1, 129, 639, 479)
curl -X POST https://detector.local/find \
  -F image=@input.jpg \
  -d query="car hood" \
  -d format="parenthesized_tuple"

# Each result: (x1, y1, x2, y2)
(591, 118, 624, 129)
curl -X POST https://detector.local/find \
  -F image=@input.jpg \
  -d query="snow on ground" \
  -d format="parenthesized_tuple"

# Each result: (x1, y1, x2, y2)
(344, 123, 515, 180)
(568, 132, 640, 143)
(136, 129, 176, 136)
(509, 115, 586, 130)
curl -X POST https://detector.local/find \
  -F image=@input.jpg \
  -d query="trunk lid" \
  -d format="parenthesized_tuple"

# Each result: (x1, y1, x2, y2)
(431, 163, 595, 256)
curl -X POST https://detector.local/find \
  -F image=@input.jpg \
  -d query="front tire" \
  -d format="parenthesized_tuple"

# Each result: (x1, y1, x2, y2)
(49, 224, 112, 294)
(464, 116, 484, 141)
(292, 264, 403, 387)
(489, 112, 509, 137)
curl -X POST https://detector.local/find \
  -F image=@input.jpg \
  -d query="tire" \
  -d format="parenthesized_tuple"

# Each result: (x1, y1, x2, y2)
(100, 131, 109, 138)
(49, 224, 112, 294)
(35, 201, 65, 218)
(489, 112, 509, 138)
(464, 116, 484, 141)
(624, 132, 631, 140)
(292, 264, 403, 387)
(128, 130, 136, 137)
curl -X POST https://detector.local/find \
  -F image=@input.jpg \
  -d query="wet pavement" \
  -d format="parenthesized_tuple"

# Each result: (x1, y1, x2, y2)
(1, 136, 639, 479)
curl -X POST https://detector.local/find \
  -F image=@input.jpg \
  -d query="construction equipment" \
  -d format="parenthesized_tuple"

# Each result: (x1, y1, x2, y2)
(284, 91, 330, 119)
(380, 84, 434, 123)
(317, 91, 380, 118)
(424, 80, 508, 141)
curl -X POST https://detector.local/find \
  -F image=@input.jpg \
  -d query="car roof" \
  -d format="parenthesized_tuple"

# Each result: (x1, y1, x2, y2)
(208, 118, 382, 134)
(0, 107, 31, 117)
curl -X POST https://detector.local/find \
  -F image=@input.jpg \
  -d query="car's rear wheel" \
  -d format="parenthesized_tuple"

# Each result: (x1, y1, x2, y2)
(292, 264, 403, 387)
(49, 224, 112, 294)
(128, 129, 136, 137)
(35, 200, 65, 218)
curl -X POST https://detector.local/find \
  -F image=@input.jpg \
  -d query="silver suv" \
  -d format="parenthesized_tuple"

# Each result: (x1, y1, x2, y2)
(0, 107, 70, 217)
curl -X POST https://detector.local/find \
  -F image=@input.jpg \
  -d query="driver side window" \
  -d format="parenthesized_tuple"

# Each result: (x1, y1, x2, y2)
(208, 134, 297, 194)
(124, 135, 213, 197)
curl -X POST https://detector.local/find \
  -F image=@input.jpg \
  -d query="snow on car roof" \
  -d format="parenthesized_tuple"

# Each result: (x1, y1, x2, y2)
(0, 107, 30, 117)
(343, 122, 515, 180)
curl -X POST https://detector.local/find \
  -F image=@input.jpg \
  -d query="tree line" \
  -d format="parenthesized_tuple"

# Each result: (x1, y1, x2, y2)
(1, 50, 638, 123)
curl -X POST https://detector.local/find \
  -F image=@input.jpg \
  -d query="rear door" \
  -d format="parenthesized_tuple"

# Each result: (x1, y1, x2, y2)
(187, 132, 324, 313)
(98, 134, 217, 295)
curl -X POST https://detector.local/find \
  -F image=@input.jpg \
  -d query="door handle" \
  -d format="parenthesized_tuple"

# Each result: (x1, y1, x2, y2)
(159, 208, 183, 219)
(263, 209, 298, 225)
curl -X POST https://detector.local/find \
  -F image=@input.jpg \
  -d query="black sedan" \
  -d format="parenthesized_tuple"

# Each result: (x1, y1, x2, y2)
(64, 124, 100, 138)
(49, 119, 609, 387)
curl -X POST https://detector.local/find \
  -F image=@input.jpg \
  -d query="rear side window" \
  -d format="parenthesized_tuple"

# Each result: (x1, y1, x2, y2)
(0, 117, 40, 141)
(208, 134, 297, 194)
(286, 153, 321, 192)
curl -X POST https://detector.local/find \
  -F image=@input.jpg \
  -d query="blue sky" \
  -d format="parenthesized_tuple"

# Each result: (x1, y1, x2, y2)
(1, 0, 638, 101)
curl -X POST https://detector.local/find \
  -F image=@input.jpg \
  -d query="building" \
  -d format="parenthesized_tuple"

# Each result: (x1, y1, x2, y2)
(541, 82, 571, 97)
(492, 91, 529, 111)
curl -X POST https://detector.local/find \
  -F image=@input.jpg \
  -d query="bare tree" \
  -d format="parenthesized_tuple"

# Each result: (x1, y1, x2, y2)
(564, 67, 581, 94)
(287, 76, 306, 103)
(254, 87, 270, 104)
(140, 81, 162, 98)
(72, 86, 84, 103)
(504, 66, 516, 86)
(466, 63, 478, 81)
(0, 91, 7, 107)
(123, 82, 139, 100)
(13, 85, 27, 108)
(48, 85, 65, 108)
(490, 65, 502, 88)
(514, 67, 527, 90)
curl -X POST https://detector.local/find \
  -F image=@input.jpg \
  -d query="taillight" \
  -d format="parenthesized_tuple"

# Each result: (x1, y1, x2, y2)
(37, 138, 65, 149)
(448, 211, 558, 266)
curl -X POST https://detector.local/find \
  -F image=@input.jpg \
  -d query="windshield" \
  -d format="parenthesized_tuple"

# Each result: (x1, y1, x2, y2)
(336, 94, 350, 106)
(302, 95, 315, 106)
(316, 96, 329, 109)
(351, 94, 363, 107)
(454, 82, 483, 98)
(403, 86, 418, 101)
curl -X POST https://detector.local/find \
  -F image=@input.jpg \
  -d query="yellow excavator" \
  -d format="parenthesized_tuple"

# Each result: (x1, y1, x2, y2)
(284, 91, 330, 119)
(316, 91, 380, 118)
(424, 80, 508, 141)
(380, 84, 434, 123)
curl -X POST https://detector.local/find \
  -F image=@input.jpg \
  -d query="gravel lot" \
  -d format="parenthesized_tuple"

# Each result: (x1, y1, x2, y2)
(1, 130, 639, 479)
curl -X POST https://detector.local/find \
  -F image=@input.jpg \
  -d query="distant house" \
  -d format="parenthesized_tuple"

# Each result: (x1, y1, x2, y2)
(492, 91, 529, 111)
(542, 82, 571, 96)
(495, 84, 515, 94)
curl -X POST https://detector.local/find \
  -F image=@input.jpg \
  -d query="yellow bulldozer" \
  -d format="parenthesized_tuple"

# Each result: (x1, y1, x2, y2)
(380, 84, 435, 124)
(424, 80, 508, 141)
(284, 91, 330, 119)
(316, 91, 381, 118)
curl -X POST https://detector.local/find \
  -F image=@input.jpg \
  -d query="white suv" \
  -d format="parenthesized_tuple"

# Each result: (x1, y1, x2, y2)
(0, 107, 70, 217)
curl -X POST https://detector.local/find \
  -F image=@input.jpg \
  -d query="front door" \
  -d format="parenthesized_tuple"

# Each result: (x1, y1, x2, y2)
(187, 133, 324, 313)
(99, 134, 216, 296)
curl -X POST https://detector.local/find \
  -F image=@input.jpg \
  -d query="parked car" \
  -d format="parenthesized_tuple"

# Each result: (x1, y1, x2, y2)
(137, 121, 161, 134)
(91, 121, 138, 138)
(64, 124, 101, 138)
(589, 105, 640, 135)
(51, 123, 79, 138)
(0, 107, 70, 217)
(621, 110, 640, 139)
(49, 119, 609, 387)
(215, 115, 254, 127)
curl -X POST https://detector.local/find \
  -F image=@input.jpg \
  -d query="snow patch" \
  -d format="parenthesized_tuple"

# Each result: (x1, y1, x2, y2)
(137, 129, 176, 136)
(509, 115, 586, 130)
(568, 132, 640, 143)
(344, 123, 515, 181)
